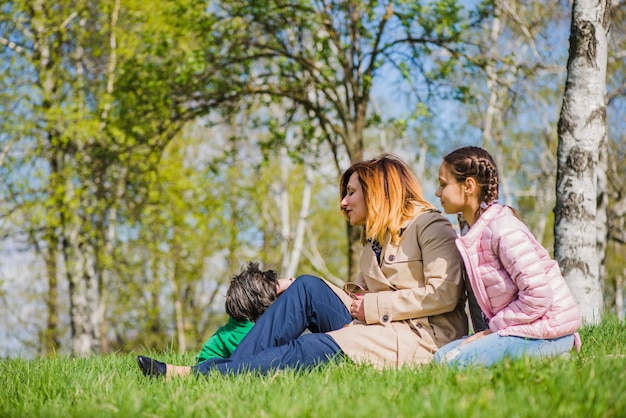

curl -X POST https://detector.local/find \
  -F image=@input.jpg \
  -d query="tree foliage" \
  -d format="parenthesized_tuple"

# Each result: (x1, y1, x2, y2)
(201, 0, 493, 277)
(1, 0, 625, 357)
(0, 0, 249, 354)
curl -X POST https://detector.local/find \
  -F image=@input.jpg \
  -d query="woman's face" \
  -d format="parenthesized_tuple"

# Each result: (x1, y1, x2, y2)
(435, 163, 466, 215)
(341, 172, 366, 226)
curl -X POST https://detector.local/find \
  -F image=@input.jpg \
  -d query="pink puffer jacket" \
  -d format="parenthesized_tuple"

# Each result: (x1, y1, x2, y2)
(456, 204, 581, 345)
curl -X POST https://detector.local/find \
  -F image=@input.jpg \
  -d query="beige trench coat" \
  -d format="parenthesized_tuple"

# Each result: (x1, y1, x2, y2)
(325, 209, 468, 369)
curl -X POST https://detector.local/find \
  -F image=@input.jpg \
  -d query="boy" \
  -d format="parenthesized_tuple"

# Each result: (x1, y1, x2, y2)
(196, 261, 294, 362)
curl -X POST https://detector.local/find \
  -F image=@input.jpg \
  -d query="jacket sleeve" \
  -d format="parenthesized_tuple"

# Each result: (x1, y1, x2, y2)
(488, 224, 553, 333)
(363, 212, 465, 324)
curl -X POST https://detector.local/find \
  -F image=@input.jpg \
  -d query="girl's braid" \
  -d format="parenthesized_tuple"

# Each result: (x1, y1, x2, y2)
(475, 156, 499, 205)
(473, 155, 499, 219)
(443, 146, 500, 221)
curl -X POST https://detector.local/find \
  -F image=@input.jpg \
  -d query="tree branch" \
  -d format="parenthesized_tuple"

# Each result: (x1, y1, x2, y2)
(0, 36, 26, 53)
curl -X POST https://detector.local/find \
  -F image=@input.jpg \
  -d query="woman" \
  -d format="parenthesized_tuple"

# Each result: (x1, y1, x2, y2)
(433, 146, 581, 368)
(137, 153, 468, 378)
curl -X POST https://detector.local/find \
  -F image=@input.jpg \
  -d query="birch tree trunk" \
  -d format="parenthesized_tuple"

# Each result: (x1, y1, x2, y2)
(617, 271, 624, 321)
(65, 233, 101, 356)
(555, 0, 610, 324)
(220, 2, 488, 280)
(41, 233, 61, 354)
(28, 0, 103, 355)
(278, 147, 292, 276)
(596, 139, 609, 296)
(169, 266, 187, 353)
(480, 7, 514, 207)
(462, 1, 567, 241)
(282, 169, 312, 280)
(98, 175, 125, 353)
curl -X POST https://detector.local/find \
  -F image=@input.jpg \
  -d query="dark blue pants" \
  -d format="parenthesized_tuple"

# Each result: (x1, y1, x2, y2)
(192, 275, 352, 375)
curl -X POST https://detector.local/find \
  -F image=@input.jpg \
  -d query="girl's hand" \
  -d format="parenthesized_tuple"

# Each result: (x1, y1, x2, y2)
(459, 329, 493, 347)
(276, 277, 295, 294)
(350, 294, 365, 321)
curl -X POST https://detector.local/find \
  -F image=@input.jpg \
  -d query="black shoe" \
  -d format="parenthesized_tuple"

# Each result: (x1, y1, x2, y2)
(137, 355, 167, 378)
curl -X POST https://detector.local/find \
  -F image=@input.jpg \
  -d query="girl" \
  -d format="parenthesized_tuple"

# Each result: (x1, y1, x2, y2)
(433, 146, 582, 368)
(137, 153, 468, 379)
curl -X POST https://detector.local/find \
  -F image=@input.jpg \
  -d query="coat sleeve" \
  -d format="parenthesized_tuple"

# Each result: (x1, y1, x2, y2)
(487, 224, 553, 333)
(363, 212, 465, 324)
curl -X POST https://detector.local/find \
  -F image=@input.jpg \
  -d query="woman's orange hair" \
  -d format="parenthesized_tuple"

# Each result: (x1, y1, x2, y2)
(340, 154, 433, 245)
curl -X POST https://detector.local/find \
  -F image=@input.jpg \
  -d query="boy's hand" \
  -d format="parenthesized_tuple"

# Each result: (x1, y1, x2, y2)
(276, 277, 295, 294)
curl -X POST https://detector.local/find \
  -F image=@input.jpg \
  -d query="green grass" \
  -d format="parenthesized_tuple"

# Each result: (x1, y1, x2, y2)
(2, 316, 625, 418)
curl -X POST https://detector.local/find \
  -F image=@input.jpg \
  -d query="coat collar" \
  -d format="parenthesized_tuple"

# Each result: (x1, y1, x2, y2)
(359, 234, 394, 288)
(358, 211, 426, 288)
(460, 204, 505, 245)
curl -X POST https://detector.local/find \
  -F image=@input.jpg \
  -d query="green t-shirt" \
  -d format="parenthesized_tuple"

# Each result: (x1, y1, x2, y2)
(196, 317, 254, 363)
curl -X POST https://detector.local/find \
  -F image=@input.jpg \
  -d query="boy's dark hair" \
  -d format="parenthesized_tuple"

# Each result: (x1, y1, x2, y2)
(225, 261, 278, 322)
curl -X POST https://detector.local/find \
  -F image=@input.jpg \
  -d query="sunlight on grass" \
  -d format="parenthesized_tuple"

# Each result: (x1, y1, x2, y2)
(1, 316, 625, 417)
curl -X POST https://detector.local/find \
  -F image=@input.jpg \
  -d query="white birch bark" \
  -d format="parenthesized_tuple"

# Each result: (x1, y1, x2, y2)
(64, 203, 101, 355)
(168, 261, 187, 353)
(279, 147, 291, 276)
(303, 225, 342, 285)
(277, 145, 312, 279)
(97, 0, 122, 354)
(596, 139, 609, 294)
(283, 167, 312, 279)
(481, 6, 515, 206)
(554, 0, 610, 324)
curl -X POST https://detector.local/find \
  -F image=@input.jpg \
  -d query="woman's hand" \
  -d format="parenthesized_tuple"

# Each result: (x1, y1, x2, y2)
(350, 295, 365, 321)
(276, 277, 295, 294)
(459, 329, 493, 347)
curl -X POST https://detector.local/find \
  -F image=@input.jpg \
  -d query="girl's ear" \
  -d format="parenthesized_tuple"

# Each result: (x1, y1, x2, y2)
(464, 177, 478, 195)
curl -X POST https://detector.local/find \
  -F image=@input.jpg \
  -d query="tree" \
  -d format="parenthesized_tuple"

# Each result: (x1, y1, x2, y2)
(210, 0, 492, 278)
(443, 1, 572, 245)
(555, 0, 610, 324)
(604, 0, 626, 319)
(0, 0, 239, 355)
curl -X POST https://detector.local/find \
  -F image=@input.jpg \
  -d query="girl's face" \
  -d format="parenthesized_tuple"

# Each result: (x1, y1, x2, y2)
(340, 172, 367, 226)
(435, 163, 467, 215)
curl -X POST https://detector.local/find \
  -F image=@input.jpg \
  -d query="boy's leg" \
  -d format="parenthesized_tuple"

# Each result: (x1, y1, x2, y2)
(192, 333, 343, 375)
(225, 275, 351, 359)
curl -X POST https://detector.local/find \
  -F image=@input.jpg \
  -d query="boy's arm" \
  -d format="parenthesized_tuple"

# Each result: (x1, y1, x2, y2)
(276, 277, 295, 294)
(196, 318, 254, 363)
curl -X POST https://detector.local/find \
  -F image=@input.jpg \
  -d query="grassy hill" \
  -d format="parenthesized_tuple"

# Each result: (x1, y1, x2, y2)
(2, 316, 625, 417)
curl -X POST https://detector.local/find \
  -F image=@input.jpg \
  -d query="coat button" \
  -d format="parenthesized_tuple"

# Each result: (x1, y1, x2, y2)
(382, 314, 390, 322)
(388, 255, 395, 261)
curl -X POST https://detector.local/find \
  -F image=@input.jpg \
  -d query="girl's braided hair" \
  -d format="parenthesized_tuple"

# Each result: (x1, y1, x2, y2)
(442, 146, 501, 221)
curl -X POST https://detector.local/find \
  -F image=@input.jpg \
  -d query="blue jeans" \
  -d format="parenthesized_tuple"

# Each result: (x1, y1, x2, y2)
(434, 332, 575, 368)
(193, 275, 352, 375)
